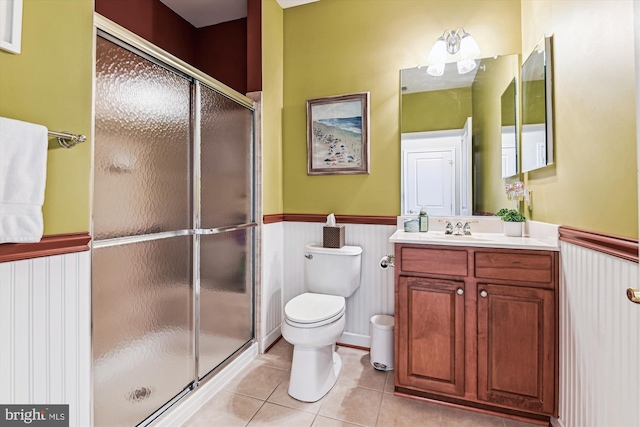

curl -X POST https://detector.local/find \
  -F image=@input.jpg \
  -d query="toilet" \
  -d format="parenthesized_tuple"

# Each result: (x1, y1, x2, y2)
(281, 243, 363, 402)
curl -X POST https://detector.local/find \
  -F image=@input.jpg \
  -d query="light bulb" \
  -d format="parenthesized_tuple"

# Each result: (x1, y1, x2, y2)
(459, 34, 480, 60)
(457, 59, 477, 74)
(426, 38, 447, 65)
(427, 63, 445, 77)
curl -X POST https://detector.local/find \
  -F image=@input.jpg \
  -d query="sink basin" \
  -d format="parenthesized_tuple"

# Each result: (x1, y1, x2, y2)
(389, 227, 559, 251)
(425, 234, 493, 242)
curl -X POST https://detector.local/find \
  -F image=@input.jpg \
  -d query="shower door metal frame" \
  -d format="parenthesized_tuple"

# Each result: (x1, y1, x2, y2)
(92, 13, 257, 426)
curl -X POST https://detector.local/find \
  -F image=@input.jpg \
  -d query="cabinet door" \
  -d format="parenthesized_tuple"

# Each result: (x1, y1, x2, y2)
(477, 284, 555, 414)
(397, 276, 465, 396)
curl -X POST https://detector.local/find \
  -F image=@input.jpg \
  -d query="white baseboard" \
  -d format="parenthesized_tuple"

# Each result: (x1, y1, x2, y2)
(150, 343, 258, 427)
(260, 325, 282, 353)
(338, 332, 371, 349)
(550, 417, 565, 427)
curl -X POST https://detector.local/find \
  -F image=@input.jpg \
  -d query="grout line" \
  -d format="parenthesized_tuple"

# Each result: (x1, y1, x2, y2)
(266, 373, 286, 401)
(267, 400, 319, 413)
(321, 414, 368, 427)
(228, 389, 271, 401)
(256, 361, 292, 373)
(372, 385, 384, 427)
(244, 399, 267, 427)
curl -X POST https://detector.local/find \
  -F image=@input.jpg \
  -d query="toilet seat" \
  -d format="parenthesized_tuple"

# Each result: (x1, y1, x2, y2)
(285, 293, 345, 328)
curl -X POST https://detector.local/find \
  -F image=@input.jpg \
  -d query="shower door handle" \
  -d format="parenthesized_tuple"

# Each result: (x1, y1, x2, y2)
(193, 223, 258, 235)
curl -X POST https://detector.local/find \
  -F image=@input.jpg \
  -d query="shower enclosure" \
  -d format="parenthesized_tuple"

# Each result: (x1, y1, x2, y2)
(92, 25, 255, 427)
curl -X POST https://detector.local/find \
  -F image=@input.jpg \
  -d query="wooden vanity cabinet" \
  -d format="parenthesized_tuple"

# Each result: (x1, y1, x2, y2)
(477, 283, 556, 415)
(396, 276, 465, 396)
(394, 244, 559, 421)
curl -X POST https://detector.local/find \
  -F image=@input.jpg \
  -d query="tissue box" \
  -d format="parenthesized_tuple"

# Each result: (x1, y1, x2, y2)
(323, 225, 345, 248)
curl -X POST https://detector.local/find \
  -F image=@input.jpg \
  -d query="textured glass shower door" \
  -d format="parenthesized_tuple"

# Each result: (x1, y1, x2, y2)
(93, 36, 194, 427)
(92, 238, 193, 427)
(198, 84, 255, 378)
(93, 33, 256, 427)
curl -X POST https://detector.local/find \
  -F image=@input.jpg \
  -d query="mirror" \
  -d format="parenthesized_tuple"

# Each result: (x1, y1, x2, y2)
(501, 78, 518, 178)
(401, 54, 519, 216)
(521, 36, 553, 172)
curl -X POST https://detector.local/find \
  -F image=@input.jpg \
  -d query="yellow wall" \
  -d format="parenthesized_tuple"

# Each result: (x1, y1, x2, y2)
(401, 88, 472, 133)
(0, 0, 93, 235)
(261, 0, 284, 215)
(282, 0, 522, 216)
(4, 0, 635, 238)
(521, 0, 638, 238)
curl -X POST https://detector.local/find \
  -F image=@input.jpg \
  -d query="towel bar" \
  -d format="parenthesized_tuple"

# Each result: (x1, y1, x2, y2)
(48, 130, 86, 148)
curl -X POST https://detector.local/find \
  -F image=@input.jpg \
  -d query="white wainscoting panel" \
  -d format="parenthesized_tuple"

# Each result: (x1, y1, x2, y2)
(282, 222, 321, 306)
(0, 251, 91, 427)
(260, 222, 284, 350)
(283, 222, 396, 345)
(558, 242, 640, 427)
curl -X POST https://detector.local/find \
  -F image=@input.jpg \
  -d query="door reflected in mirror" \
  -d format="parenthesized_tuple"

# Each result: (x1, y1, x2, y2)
(521, 36, 553, 173)
(400, 54, 519, 216)
(501, 78, 518, 178)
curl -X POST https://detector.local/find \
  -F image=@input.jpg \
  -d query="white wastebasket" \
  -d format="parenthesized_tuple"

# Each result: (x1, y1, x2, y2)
(370, 314, 394, 371)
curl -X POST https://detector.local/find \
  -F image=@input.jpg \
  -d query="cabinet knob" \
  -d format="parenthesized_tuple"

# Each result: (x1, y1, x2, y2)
(480, 290, 488, 298)
(627, 288, 640, 304)
(457, 288, 464, 295)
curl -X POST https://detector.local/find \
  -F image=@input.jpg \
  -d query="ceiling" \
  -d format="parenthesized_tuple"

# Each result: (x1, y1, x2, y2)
(159, 0, 319, 28)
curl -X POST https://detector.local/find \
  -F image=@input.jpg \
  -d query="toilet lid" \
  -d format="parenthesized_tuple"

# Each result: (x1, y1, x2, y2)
(285, 293, 345, 324)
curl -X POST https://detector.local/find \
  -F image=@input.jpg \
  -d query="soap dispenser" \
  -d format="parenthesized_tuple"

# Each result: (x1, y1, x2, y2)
(418, 206, 429, 232)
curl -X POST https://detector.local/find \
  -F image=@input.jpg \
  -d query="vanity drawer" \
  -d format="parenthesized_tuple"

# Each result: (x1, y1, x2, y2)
(400, 247, 468, 276)
(474, 252, 553, 284)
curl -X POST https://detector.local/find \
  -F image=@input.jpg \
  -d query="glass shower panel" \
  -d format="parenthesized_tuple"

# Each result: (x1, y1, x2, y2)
(199, 229, 253, 379)
(92, 236, 193, 427)
(200, 84, 253, 228)
(94, 36, 192, 240)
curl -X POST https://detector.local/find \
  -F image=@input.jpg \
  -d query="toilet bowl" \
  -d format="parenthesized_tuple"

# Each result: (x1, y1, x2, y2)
(281, 293, 346, 402)
(281, 244, 362, 402)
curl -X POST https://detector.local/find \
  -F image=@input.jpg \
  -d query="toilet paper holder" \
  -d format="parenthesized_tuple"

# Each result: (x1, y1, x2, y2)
(380, 255, 395, 269)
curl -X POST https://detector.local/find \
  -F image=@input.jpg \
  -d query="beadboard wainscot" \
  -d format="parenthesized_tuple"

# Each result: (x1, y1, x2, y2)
(556, 227, 639, 427)
(261, 219, 284, 350)
(0, 235, 91, 427)
(263, 214, 396, 348)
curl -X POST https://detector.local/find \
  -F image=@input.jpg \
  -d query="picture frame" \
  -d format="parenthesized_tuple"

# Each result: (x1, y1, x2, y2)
(0, 0, 23, 54)
(307, 92, 370, 175)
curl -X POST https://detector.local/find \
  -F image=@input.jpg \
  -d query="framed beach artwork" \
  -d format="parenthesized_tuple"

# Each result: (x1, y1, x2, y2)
(307, 92, 370, 175)
(0, 0, 23, 54)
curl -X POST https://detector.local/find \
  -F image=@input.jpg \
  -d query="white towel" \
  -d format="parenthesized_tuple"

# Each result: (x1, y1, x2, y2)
(0, 117, 48, 243)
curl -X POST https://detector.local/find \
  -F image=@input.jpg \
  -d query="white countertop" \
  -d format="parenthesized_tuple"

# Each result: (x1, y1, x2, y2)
(389, 230, 560, 251)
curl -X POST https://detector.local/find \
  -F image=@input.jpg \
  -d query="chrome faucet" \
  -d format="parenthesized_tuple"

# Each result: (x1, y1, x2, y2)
(442, 221, 454, 235)
(442, 220, 477, 235)
(463, 222, 472, 235)
(453, 222, 464, 235)
(463, 221, 478, 235)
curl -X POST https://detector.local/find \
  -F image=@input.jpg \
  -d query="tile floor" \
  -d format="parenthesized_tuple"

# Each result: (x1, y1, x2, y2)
(183, 339, 540, 427)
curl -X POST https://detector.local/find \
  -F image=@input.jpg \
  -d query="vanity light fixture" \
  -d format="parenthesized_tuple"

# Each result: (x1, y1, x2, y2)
(426, 28, 481, 76)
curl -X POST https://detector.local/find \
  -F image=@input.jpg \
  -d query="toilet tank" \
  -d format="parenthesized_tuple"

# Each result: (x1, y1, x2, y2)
(304, 243, 362, 297)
